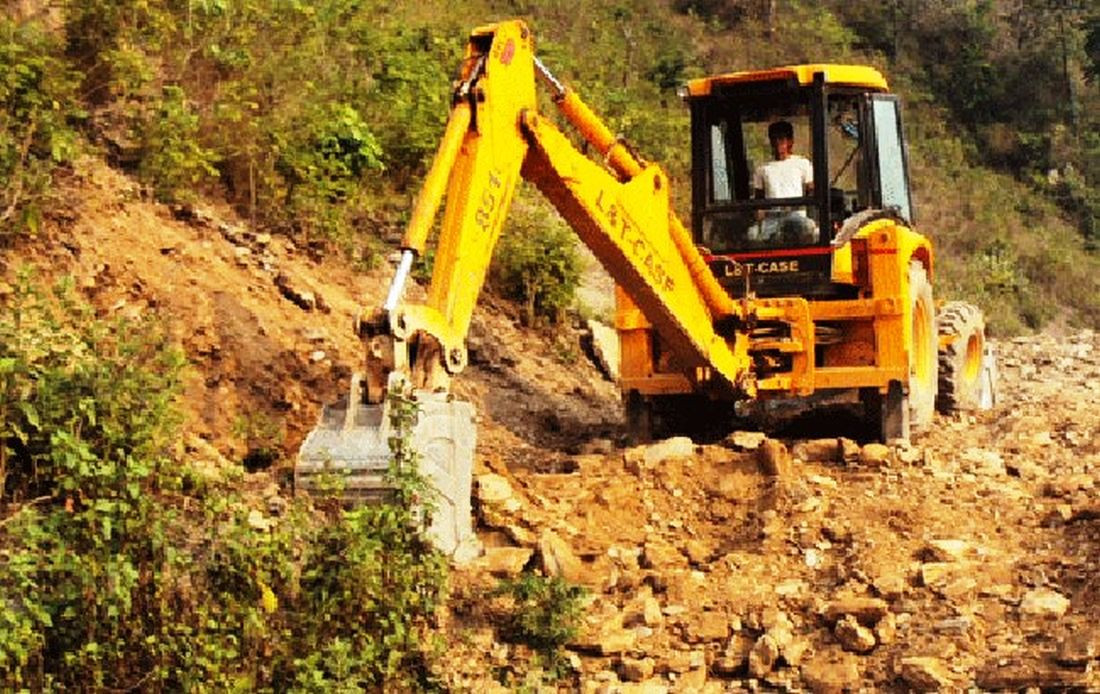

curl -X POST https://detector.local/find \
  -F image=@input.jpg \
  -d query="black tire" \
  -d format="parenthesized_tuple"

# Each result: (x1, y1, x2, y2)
(907, 260, 937, 432)
(936, 301, 987, 412)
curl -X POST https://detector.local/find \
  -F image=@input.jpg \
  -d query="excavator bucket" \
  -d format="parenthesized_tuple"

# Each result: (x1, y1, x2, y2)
(295, 375, 480, 561)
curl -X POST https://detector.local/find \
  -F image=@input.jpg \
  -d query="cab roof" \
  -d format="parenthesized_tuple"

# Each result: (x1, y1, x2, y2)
(686, 64, 889, 97)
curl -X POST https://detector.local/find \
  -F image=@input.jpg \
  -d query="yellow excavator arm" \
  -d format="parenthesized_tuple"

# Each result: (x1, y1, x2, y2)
(364, 19, 757, 405)
(298, 19, 996, 559)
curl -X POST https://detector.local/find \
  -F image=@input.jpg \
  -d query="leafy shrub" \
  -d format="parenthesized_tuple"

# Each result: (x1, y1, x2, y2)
(0, 271, 447, 690)
(0, 18, 81, 235)
(0, 270, 186, 688)
(274, 102, 383, 239)
(491, 198, 582, 325)
(138, 86, 219, 203)
(493, 572, 586, 677)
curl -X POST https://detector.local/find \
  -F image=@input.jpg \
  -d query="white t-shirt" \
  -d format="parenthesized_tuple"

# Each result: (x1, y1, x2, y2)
(753, 155, 813, 199)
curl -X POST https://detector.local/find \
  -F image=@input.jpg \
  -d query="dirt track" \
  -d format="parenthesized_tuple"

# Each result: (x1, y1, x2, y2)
(15, 158, 1100, 691)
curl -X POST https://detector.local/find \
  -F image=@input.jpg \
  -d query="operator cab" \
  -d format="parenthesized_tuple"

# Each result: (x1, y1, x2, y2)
(685, 65, 914, 298)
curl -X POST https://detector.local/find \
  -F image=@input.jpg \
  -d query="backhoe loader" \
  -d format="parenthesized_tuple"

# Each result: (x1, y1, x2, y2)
(296, 20, 996, 557)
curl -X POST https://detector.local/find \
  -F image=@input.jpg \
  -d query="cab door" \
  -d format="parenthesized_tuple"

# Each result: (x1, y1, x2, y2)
(866, 95, 914, 223)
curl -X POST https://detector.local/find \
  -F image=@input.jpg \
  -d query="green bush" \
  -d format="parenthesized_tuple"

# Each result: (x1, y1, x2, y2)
(493, 572, 586, 678)
(0, 271, 447, 690)
(138, 85, 219, 203)
(491, 198, 582, 325)
(0, 19, 81, 235)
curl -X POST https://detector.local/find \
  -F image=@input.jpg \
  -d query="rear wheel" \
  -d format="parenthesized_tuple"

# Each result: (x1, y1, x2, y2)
(907, 260, 937, 433)
(936, 301, 990, 412)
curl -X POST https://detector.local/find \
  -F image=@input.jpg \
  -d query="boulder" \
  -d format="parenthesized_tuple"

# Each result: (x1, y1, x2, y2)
(725, 430, 767, 451)
(748, 634, 779, 678)
(619, 656, 655, 682)
(687, 611, 730, 643)
(792, 438, 842, 463)
(822, 596, 889, 626)
(539, 529, 589, 584)
(800, 649, 861, 693)
(757, 439, 793, 477)
(834, 615, 876, 653)
(897, 656, 953, 691)
(1019, 588, 1071, 618)
(479, 546, 533, 577)
(922, 538, 971, 562)
(586, 319, 620, 381)
(859, 443, 891, 466)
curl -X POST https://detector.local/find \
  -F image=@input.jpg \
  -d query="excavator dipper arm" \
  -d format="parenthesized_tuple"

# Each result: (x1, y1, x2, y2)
(367, 19, 755, 402)
(298, 20, 766, 559)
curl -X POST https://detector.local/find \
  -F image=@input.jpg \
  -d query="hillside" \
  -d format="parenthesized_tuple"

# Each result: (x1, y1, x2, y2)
(7, 150, 1100, 691)
(4, 0, 1100, 690)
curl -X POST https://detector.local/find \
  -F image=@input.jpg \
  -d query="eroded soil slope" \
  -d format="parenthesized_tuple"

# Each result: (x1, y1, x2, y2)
(9, 158, 1100, 691)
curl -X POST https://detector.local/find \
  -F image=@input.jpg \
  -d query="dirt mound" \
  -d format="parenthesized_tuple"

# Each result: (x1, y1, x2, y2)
(449, 331, 1100, 690)
(10, 157, 1100, 690)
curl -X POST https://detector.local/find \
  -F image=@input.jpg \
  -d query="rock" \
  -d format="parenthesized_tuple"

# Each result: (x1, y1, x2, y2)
(643, 437, 695, 465)
(897, 656, 953, 691)
(800, 649, 861, 693)
(874, 611, 897, 645)
(620, 656, 655, 682)
(539, 529, 589, 584)
(822, 596, 889, 626)
(477, 473, 515, 504)
(859, 443, 891, 466)
(725, 430, 766, 451)
(586, 319, 620, 381)
(757, 439, 792, 477)
(922, 538, 971, 562)
(919, 562, 976, 598)
(643, 597, 664, 627)
(748, 634, 779, 678)
(792, 438, 841, 462)
(301, 327, 328, 342)
(502, 523, 536, 546)
(309, 349, 326, 363)
(1006, 457, 1045, 479)
(641, 540, 685, 569)
(895, 443, 922, 464)
(872, 572, 907, 601)
(775, 578, 807, 597)
(961, 447, 1005, 475)
(1056, 629, 1100, 666)
(479, 547, 533, 576)
(975, 661, 1085, 690)
(687, 611, 730, 643)
(580, 438, 615, 455)
(664, 649, 703, 673)
(1019, 588, 1071, 618)
(714, 633, 754, 676)
(839, 437, 861, 463)
(834, 614, 876, 653)
(598, 629, 637, 656)
(683, 539, 711, 565)
(782, 638, 810, 667)
(677, 667, 707, 690)
(274, 272, 320, 311)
